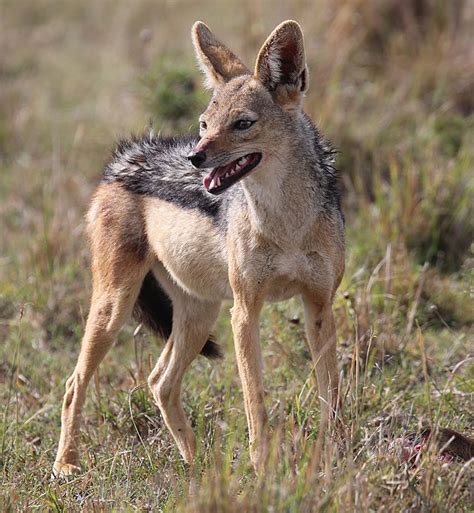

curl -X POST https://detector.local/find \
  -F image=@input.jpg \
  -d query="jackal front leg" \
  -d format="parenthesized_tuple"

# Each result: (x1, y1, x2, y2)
(302, 297, 340, 432)
(230, 279, 268, 471)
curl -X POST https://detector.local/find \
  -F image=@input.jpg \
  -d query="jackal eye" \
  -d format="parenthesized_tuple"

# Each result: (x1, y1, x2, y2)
(234, 119, 255, 130)
(199, 120, 207, 130)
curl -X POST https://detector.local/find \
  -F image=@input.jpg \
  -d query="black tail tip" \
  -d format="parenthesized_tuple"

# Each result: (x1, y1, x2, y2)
(200, 337, 223, 360)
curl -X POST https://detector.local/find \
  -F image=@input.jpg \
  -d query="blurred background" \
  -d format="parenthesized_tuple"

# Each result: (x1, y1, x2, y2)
(1, 0, 473, 510)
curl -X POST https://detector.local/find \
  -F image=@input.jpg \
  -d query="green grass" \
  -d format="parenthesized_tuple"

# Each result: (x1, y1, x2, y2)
(1, 0, 473, 511)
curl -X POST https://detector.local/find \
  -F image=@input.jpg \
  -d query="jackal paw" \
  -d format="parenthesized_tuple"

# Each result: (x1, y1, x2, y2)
(250, 441, 269, 475)
(52, 461, 82, 478)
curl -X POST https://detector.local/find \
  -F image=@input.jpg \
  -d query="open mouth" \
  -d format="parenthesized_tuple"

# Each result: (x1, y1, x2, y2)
(203, 153, 262, 195)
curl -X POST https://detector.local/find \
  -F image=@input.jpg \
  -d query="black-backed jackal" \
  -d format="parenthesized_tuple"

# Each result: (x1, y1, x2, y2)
(54, 20, 345, 476)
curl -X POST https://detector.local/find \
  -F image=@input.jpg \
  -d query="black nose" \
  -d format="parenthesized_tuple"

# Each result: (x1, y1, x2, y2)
(187, 151, 206, 168)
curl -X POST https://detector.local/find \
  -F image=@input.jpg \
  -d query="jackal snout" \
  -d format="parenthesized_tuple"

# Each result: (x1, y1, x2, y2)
(186, 150, 206, 168)
(187, 133, 221, 168)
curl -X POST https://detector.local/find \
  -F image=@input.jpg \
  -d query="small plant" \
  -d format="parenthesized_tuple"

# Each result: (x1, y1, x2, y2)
(140, 58, 207, 133)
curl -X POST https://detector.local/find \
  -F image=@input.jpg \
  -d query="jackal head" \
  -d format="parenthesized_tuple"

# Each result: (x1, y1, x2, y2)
(188, 20, 309, 195)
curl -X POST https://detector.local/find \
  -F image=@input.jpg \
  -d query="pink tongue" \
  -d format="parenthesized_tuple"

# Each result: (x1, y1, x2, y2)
(203, 162, 234, 190)
(203, 173, 213, 189)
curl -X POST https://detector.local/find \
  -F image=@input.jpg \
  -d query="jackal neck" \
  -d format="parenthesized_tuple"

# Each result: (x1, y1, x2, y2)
(241, 113, 326, 246)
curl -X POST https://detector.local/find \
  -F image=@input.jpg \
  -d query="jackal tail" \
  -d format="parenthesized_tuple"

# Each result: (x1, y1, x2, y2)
(133, 271, 223, 359)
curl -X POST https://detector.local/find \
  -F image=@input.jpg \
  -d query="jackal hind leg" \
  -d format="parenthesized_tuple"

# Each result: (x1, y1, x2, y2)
(53, 192, 149, 477)
(148, 285, 220, 465)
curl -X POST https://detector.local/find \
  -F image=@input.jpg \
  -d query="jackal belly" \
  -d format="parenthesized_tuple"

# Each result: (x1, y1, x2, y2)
(265, 250, 334, 303)
(145, 198, 230, 300)
(265, 278, 302, 302)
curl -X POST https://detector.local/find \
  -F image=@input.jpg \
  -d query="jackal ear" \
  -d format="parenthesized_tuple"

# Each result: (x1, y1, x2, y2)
(255, 20, 308, 108)
(192, 21, 250, 89)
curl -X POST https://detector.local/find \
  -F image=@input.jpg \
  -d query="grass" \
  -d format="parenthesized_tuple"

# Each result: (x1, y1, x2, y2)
(1, 0, 473, 510)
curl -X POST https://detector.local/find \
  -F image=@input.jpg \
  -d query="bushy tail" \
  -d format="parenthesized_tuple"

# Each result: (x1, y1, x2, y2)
(133, 271, 222, 359)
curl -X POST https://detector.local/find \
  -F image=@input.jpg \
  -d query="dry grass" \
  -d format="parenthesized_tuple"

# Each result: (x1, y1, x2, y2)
(1, 0, 473, 511)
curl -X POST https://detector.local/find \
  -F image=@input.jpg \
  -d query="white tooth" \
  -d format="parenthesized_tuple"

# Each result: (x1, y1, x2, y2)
(216, 176, 221, 187)
(210, 178, 216, 188)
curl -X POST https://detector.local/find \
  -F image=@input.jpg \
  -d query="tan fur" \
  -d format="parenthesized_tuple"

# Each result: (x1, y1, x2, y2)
(54, 20, 345, 476)
(255, 20, 309, 111)
(146, 265, 221, 464)
(144, 198, 230, 300)
(192, 21, 249, 89)
(54, 184, 151, 475)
